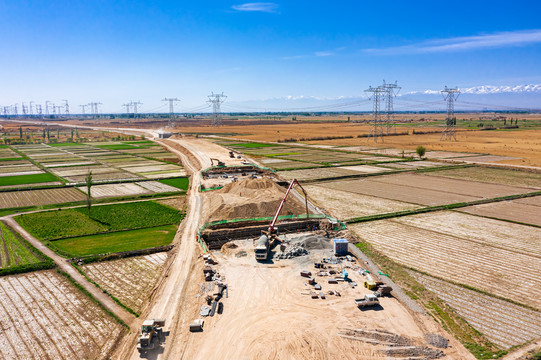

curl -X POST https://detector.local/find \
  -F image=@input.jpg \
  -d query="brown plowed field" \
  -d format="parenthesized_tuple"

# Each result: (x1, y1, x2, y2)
(424, 167, 541, 188)
(316, 173, 535, 206)
(411, 272, 541, 349)
(304, 184, 421, 219)
(82, 252, 168, 313)
(350, 212, 541, 309)
(0, 270, 123, 359)
(461, 197, 541, 226)
(0, 187, 86, 209)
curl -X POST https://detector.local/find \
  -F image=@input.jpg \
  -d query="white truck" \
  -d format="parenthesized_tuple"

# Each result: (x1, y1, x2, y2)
(254, 234, 269, 261)
(355, 294, 379, 309)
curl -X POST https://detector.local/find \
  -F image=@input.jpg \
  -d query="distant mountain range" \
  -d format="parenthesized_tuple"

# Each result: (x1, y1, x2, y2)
(224, 85, 541, 113)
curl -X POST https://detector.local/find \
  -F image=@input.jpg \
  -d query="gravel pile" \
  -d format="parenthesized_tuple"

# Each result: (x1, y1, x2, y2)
(275, 245, 308, 260)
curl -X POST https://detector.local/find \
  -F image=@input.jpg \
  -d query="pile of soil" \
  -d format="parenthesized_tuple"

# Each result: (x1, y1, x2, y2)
(289, 234, 332, 250)
(204, 177, 309, 222)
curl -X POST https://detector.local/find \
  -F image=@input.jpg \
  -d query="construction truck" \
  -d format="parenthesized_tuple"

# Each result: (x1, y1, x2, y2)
(254, 234, 270, 261)
(355, 294, 379, 309)
(137, 319, 165, 352)
(254, 178, 310, 261)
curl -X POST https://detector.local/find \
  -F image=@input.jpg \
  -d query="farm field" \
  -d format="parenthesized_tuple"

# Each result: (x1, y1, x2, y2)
(304, 184, 421, 219)
(77, 182, 155, 198)
(82, 252, 168, 313)
(410, 272, 541, 349)
(424, 166, 541, 188)
(0, 187, 86, 209)
(16, 200, 184, 241)
(52, 224, 177, 256)
(460, 196, 541, 226)
(0, 270, 123, 359)
(316, 172, 536, 206)
(350, 211, 541, 309)
(0, 172, 60, 187)
(0, 221, 43, 269)
(278, 165, 391, 181)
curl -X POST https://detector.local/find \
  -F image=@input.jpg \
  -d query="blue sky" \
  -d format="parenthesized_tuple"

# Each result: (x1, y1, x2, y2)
(1, 1, 541, 113)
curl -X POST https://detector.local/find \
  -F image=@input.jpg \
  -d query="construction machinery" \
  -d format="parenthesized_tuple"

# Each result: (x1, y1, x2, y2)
(229, 151, 235, 158)
(137, 319, 165, 352)
(254, 179, 309, 261)
(210, 158, 225, 167)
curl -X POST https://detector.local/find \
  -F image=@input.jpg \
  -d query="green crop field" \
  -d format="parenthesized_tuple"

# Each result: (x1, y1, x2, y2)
(73, 201, 183, 230)
(16, 201, 183, 241)
(230, 142, 277, 148)
(0, 173, 59, 187)
(0, 222, 43, 269)
(158, 177, 190, 190)
(52, 224, 177, 256)
(49, 142, 79, 147)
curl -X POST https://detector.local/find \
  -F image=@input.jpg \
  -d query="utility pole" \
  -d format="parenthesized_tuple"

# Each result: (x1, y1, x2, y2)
(440, 86, 460, 141)
(207, 92, 227, 126)
(380, 80, 401, 134)
(63, 99, 69, 116)
(364, 86, 387, 142)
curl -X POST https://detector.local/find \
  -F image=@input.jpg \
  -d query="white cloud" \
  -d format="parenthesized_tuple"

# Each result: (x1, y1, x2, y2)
(314, 51, 333, 57)
(407, 84, 541, 95)
(232, 3, 279, 13)
(364, 29, 541, 55)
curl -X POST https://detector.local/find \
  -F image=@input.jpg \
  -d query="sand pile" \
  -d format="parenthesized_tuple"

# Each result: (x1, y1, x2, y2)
(289, 234, 332, 250)
(204, 177, 309, 222)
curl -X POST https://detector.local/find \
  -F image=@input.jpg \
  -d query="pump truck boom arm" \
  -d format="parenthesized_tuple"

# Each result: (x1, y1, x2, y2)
(268, 179, 309, 234)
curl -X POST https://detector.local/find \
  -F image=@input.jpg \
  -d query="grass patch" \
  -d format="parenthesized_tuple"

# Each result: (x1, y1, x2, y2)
(122, 140, 157, 146)
(0, 172, 59, 187)
(0, 157, 22, 162)
(230, 142, 277, 148)
(53, 225, 177, 257)
(16, 201, 183, 241)
(158, 177, 190, 190)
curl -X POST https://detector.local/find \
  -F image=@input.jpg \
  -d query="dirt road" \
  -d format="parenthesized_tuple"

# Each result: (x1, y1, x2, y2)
(112, 138, 211, 360)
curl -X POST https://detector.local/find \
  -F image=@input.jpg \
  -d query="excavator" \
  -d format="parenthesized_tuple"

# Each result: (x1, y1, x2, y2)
(254, 179, 309, 261)
(210, 158, 225, 167)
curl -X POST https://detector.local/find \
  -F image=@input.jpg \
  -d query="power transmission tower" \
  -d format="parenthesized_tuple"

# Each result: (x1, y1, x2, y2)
(22, 102, 28, 116)
(130, 101, 142, 119)
(29, 101, 35, 115)
(207, 92, 226, 126)
(89, 102, 102, 118)
(80, 104, 88, 115)
(122, 103, 131, 116)
(45, 101, 51, 115)
(36, 104, 42, 116)
(364, 86, 387, 142)
(63, 100, 69, 116)
(162, 97, 180, 128)
(440, 86, 460, 141)
(381, 80, 401, 134)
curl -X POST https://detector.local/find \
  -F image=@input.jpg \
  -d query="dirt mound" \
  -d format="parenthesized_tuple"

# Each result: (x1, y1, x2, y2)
(289, 234, 332, 250)
(204, 177, 309, 222)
